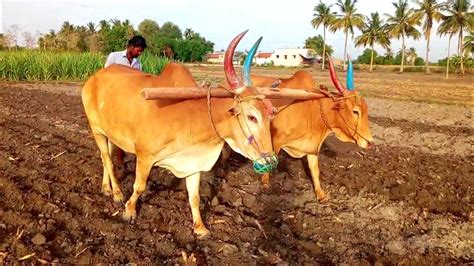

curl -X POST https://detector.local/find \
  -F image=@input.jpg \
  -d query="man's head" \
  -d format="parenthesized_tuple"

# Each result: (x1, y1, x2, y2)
(127, 36, 147, 58)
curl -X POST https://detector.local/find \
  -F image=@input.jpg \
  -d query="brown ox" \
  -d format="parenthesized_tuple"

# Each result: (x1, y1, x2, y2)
(220, 57, 373, 201)
(81, 31, 277, 237)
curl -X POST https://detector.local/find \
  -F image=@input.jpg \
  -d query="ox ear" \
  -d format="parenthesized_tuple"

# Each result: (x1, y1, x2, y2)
(332, 101, 344, 110)
(228, 104, 240, 116)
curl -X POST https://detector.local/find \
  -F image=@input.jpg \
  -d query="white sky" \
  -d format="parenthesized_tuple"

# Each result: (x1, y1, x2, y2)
(1, 0, 461, 61)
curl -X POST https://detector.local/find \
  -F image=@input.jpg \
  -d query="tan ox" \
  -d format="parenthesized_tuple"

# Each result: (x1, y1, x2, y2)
(220, 57, 373, 201)
(81, 31, 277, 237)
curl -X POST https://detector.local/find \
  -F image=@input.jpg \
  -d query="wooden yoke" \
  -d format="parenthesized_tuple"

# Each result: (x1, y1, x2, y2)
(141, 86, 328, 100)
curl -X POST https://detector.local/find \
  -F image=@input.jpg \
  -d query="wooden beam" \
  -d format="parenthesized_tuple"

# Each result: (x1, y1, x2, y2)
(141, 87, 327, 100)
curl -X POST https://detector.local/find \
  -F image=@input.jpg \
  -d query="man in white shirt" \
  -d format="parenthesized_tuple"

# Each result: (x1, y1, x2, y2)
(105, 36, 147, 71)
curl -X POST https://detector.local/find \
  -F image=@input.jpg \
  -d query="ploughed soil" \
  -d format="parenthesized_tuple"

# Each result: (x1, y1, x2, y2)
(0, 81, 472, 264)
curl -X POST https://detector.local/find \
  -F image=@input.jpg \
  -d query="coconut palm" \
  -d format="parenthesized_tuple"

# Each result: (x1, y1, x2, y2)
(406, 47, 418, 65)
(385, 0, 421, 73)
(330, 0, 365, 70)
(413, 0, 445, 73)
(355, 12, 391, 72)
(184, 28, 195, 39)
(438, 20, 456, 78)
(439, 0, 474, 75)
(463, 31, 474, 56)
(311, 0, 336, 69)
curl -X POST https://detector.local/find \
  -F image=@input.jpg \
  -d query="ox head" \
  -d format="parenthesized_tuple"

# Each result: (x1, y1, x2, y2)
(325, 55, 374, 149)
(222, 30, 278, 174)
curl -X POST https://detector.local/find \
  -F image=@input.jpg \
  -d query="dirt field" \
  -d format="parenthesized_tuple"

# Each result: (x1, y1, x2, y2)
(0, 68, 473, 264)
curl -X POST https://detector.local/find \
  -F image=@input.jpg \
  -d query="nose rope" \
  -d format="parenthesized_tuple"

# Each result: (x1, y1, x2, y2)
(207, 86, 266, 156)
(319, 94, 372, 145)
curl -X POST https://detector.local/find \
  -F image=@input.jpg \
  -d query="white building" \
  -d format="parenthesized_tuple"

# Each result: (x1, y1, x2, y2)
(206, 52, 225, 64)
(270, 48, 316, 67)
(255, 52, 273, 65)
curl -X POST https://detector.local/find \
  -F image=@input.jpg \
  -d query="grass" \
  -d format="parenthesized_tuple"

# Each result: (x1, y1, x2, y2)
(0, 51, 170, 81)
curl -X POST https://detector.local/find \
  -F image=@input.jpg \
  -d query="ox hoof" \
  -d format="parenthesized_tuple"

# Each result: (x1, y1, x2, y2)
(102, 185, 113, 197)
(122, 210, 137, 223)
(316, 191, 329, 203)
(113, 191, 125, 204)
(194, 226, 210, 239)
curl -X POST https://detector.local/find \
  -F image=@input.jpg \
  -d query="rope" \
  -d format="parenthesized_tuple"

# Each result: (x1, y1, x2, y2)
(206, 86, 264, 154)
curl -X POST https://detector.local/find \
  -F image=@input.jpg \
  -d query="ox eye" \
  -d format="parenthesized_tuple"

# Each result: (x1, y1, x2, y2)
(247, 115, 258, 123)
(352, 110, 360, 116)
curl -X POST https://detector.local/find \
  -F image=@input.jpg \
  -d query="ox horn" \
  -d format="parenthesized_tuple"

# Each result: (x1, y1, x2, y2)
(224, 30, 248, 90)
(346, 55, 355, 91)
(242, 36, 263, 87)
(326, 53, 348, 94)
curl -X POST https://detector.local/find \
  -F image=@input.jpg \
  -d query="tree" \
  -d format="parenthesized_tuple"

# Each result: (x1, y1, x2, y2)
(439, 0, 474, 75)
(304, 35, 334, 57)
(184, 28, 195, 39)
(4, 24, 21, 50)
(413, 0, 444, 73)
(138, 19, 159, 41)
(22, 31, 36, 48)
(406, 47, 418, 65)
(463, 31, 474, 56)
(159, 22, 182, 39)
(0, 34, 5, 50)
(385, 0, 421, 73)
(330, 0, 365, 70)
(438, 17, 457, 78)
(355, 12, 391, 72)
(311, 0, 336, 69)
(357, 48, 378, 64)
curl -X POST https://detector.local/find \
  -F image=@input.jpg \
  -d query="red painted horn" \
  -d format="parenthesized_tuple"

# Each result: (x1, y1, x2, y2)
(224, 30, 248, 90)
(326, 54, 348, 94)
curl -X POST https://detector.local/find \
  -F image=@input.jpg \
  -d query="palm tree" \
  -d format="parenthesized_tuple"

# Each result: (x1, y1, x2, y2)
(413, 0, 445, 73)
(86, 22, 96, 34)
(311, 0, 336, 69)
(440, 0, 474, 75)
(406, 47, 418, 65)
(438, 20, 456, 79)
(184, 28, 195, 39)
(463, 31, 474, 56)
(385, 0, 421, 73)
(330, 0, 365, 70)
(355, 12, 391, 72)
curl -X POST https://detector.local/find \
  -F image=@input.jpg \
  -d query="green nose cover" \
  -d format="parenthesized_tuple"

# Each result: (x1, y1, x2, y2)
(252, 154, 279, 174)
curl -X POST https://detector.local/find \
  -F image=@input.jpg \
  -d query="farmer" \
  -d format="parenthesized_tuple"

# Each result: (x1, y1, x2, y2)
(104, 35, 147, 70)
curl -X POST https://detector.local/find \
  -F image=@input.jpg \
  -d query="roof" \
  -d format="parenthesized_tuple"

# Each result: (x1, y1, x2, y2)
(208, 53, 220, 59)
(256, 52, 272, 59)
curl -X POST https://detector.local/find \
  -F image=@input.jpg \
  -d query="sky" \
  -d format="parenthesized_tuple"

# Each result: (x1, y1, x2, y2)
(1, 0, 461, 61)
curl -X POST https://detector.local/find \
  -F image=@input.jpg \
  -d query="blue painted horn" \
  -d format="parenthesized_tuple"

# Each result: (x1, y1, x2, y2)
(346, 55, 355, 91)
(242, 36, 263, 86)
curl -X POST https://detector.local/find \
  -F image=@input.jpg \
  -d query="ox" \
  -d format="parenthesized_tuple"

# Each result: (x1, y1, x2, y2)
(81, 31, 278, 237)
(220, 56, 374, 201)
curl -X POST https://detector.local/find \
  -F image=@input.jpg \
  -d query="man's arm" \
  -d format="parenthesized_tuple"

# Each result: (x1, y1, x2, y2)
(104, 53, 115, 68)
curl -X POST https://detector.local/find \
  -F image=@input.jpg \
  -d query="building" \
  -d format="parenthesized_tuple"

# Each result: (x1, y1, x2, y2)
(255, 52, 273, 65)
(270, 48, 316, 67)
(206, 52, 225, 64)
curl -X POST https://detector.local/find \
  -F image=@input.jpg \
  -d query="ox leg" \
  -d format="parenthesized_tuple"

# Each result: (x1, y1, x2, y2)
(261, 173, 271, 189)
(92, 133, 124, 203)
(186, 173, 210, 237)
(307, 154, 328, 202)
(123, 156, 153, 221)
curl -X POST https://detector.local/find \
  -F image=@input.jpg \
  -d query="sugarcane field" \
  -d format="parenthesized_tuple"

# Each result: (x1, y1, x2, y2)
(1, 0, 473, 264)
